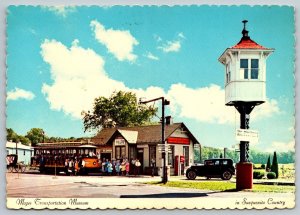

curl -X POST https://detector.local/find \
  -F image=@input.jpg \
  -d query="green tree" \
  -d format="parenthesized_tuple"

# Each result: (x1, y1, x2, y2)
(18, 136, 31, 146)
(82, 91, 157, 132)
(6, 128, 19, 143)
(266, 155, 271, 171)
(7, 128, 31, 145)
(271, 151, 279, 178)
(25, 128, 46, 146)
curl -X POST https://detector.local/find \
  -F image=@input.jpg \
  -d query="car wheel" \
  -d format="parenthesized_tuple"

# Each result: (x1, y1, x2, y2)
(221, 171, 232, 180)
(186, 170, 197, 180)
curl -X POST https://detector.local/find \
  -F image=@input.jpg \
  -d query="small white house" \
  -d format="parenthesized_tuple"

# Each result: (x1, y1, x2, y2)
(218, 20, 274, 106)
(6, 141, 33, 165)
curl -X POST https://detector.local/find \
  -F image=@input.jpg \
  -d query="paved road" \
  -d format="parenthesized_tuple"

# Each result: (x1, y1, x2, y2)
(6, 172, 295, 199)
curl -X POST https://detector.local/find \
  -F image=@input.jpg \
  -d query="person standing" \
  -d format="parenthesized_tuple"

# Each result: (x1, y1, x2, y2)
(135, 159, 141, 176)
(107, 161, 113, 176)
(104, 159, 109, 175)
(151, 157, 156, 177)
(101, 158, 106, 174)
(115, 160, 120, 176)
(74, 159, 79, 176)
(125, 160, 130, 176)
(121, 160, 126, 176)
(69, 159, 74, 176)
(64, 158, 69, 175)
(131, 158, 136, 175)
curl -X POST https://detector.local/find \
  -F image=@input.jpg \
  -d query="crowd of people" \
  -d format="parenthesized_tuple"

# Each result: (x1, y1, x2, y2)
(99, 158, 142, 176)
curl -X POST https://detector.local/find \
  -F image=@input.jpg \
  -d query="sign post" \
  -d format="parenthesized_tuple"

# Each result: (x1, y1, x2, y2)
(139, 97, 170, 184)
(236, 129, 259, 143)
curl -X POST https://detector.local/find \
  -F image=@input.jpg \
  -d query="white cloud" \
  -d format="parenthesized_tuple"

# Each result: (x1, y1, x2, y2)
(40, 39, 127, 118)
(157, 32, 185, 53)
(145, 52, 159, 61)
(265, 140, 295, 153)
(178, 32, 186, 39)
(133, 86, 166, 103)
(40, 39, 280, 124)
(158, 41, 181, 53)
(251, 99, 280, 119)
(45, 6, 76, 18)
(90, 20, 139, 62)
(153, 34, 162, 42)
(7, 88, 35, 101)
(40, 39, 161, 119)
(167, 83, 235, 124)
(167, 83, 280, 125)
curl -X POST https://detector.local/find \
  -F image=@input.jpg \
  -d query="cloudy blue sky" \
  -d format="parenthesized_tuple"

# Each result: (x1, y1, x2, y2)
(6, 5, 294, 152)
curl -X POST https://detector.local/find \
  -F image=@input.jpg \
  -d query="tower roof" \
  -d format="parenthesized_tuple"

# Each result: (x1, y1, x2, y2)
(231, 37, 268, 49)
(218, 20, 274, 64)
(231, 20, 268, 50)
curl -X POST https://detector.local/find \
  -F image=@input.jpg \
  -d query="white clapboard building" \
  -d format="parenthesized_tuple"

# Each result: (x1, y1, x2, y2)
(6, 141, 33, 165)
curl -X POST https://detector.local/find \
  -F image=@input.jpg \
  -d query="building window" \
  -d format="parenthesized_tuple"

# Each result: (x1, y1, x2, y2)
(183, 146, 189, 167)
(251, 59, 259, 79)
(115, 146, 126, 160)
(129, 145, 136, 161)
(240, 59, 249, 79)
(149, 146, 156, 164)
(168, 145, 174, 167)
(240, 59, 259, 80)
(226, 64, 231, 84)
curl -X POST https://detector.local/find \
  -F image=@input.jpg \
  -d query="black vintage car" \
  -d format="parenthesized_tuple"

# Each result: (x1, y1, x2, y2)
(186, 158, 235, 180)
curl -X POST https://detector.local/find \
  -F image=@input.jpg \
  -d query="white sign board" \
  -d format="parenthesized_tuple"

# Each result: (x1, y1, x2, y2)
(157, 144, 171, 152)
(236, 129, 259, 143)
(115, 138, 126, 146)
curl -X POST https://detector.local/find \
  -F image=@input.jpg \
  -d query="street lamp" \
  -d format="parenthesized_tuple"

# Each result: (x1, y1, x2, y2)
(139, 97, 170, 184)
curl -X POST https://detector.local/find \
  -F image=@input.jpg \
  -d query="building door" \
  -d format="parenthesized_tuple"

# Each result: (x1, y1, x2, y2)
(137, 149, 144, 174)
(100, 153, 111, 161)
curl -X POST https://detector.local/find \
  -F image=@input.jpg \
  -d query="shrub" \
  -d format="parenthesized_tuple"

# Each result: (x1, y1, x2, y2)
(253, 171, 264, 179)
(266, 155, 271, 172)
(267, 172, 276, 179)
(271, 151, 279, 178)
(261, 164, 266, 169)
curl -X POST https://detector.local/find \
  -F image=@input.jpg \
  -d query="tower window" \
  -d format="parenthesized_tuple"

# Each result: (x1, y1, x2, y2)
(240, 59, 259, 80)
(251, 59, 259, 79)
(240, 59, 249, 79)
(226, 64, 231, 84)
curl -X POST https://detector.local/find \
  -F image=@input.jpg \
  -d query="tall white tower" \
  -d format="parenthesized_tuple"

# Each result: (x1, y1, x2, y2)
(219, 20, 274, 105)
(218, 20, 274, 190)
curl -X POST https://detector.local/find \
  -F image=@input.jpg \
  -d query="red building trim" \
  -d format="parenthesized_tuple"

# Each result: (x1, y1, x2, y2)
(167, 137, 190, 145)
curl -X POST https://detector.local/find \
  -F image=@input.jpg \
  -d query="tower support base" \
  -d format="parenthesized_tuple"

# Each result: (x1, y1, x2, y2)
(236, 162, 253, 190)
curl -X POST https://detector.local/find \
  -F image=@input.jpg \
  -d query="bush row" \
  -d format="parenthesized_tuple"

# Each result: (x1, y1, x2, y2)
(253, 170, 277, 179)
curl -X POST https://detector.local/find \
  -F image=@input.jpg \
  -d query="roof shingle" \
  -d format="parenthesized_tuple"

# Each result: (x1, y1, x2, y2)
(91, 123, 199, 145)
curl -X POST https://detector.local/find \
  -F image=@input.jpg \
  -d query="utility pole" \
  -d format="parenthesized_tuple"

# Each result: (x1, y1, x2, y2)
(224, 147, 227, 159)
(139, 97, 170, 183)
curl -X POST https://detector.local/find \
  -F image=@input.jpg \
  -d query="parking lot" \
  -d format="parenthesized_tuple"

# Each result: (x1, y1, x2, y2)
(6, 172, 294, 199)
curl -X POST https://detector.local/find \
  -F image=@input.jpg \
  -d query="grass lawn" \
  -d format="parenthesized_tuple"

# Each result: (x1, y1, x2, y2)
(253, 163, 295, 180)
(146, 181, 295, 193)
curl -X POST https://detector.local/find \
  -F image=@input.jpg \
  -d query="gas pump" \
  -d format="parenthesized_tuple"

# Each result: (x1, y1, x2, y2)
(175, 155, 185, 176)
(180, 156, 185, 175)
